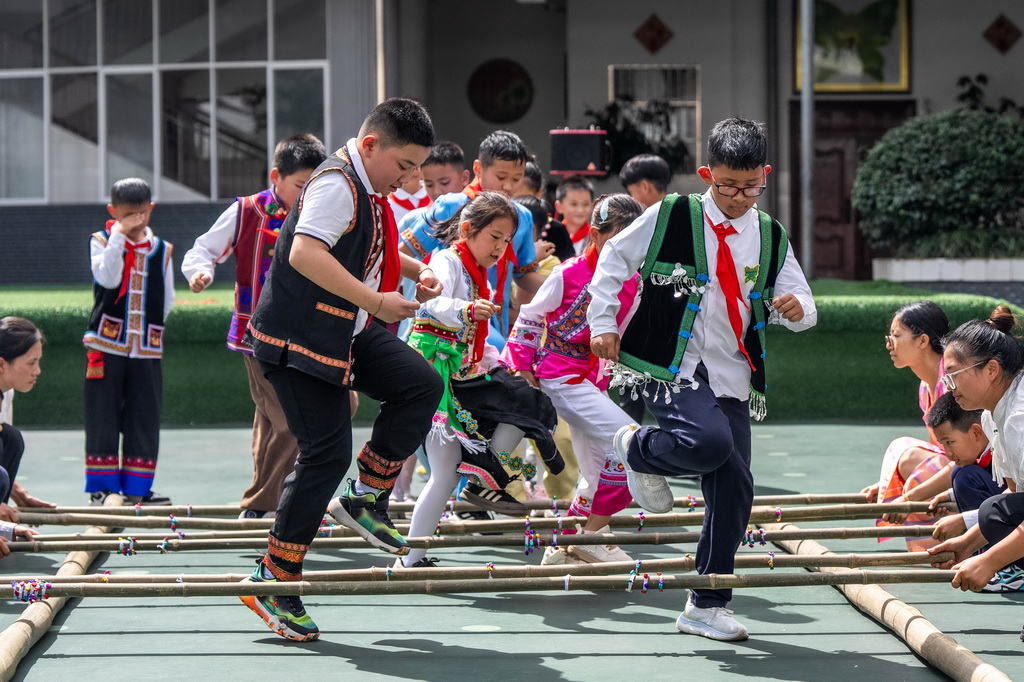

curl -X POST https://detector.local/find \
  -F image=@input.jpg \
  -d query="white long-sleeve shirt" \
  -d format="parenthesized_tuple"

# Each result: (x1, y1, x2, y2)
(180, 201, 244, 286)
(588, 190, 817, 401)
(983, 374, 1024, 487)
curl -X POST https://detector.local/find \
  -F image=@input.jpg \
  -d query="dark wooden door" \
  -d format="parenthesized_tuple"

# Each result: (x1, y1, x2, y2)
(789, 100, 917, 279)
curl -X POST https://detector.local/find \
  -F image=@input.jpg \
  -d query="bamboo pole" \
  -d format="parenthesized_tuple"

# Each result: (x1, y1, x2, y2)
(31, 493, 880, 516)
(15, 502, 946, 533)
(763, 522, 1010, 682)
(0, 551, 951, 585)
(0, 495, 125, 682)
(0, 569, 958, 599)
(7, 525, 938, 554)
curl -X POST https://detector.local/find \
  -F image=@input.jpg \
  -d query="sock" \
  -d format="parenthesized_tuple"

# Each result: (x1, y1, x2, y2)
(261, 563, 275, 579)
(353, 479, 384, 497)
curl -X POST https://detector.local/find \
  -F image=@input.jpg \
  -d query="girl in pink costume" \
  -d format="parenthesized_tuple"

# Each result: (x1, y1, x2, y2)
(503, 194, 644, 564)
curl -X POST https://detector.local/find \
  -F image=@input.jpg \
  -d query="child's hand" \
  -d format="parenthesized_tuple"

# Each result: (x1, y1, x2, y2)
(534, 240, 555, 260)
(415, 269, 442, 303)
(928, 535, 973, 569)
(13, 526, 37, 541)
(472, 300, 499, 321)
(881, 495, 909, 524)
(772, 293, 804, 322)
(859, 482, 880, 504)
(374, 291, 419, 323)
(112, 211, 148, 238)
(932, 513, 966, 541)
(928, 490, 953, 517)
(950, 554, 999, 592)
(591, 333, 621, 362)
(0, 504, 19, 524)
(189, 272, 212, 293)
(515, 369, 539, 388)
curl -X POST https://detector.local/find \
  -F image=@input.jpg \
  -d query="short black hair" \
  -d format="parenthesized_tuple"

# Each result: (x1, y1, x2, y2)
(706, 117, 768, 170)
(925, 391, 982, 432)
(274, 133, 326, 177)
(620, 154, 671, 193)
(110, 178, 151, 206)
(555, 174, 595, 202)
(478, 130, 530, 168)
(521, 161, 544, 194)
(422, 140, 465, 169)
(359, 97, 435, 149)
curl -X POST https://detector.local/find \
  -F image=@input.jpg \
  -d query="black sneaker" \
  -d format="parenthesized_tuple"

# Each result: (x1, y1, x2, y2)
(126, 491, 173, 506)
(327, 479, 409, 555)
(88, 490, 114, 506)
(239, 559, 319, 642)
(404, 557, 440, 568)
(459, 483, 528, 515)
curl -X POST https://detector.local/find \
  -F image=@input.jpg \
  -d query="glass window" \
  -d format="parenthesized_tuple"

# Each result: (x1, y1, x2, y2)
(273, 0, 325, 60)
(51, 73, 99, 201)
(215, 0, 267, 62)
(106, 73, 154, 188)
(273, 68, 323, 143)
(162, 69, 211, 197)
(159, 0, 209, 63)
(103, 0, 152, 65)
(49, 0, 97, 67)
(216, 68, 266, 198)
(0, 78, 45, 198)
(0, 1, 43, 69)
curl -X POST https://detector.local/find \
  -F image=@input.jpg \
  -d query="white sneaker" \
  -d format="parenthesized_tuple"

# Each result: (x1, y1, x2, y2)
(614, 424, 673, 513)
(568, 525, 633, 563)
(676, 593, 748, 641)
(540, 545, 583, 566)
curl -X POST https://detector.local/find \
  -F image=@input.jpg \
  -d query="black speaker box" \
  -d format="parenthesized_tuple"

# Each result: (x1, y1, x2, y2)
(550, 129, 609, 176)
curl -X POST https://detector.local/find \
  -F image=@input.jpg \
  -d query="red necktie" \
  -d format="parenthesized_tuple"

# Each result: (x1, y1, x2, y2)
(711, 221, 755, 371)
(117, 240, 151, 303)
(369, 194, 402, 295)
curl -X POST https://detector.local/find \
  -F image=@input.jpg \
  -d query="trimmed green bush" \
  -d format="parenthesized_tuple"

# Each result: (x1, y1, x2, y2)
(852, 109, 1024, 257)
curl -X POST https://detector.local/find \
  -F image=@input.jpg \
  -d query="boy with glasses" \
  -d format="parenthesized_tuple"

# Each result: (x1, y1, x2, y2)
(589, 117, 816, 641)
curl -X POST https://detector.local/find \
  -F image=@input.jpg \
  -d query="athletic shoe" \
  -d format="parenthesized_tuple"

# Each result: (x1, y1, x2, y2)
(676, 592, 749, 641)
(540, 545, 583, 566)
(459, 483, 528, 515)
(125, 491, 173, 506)
(982, 563, 1024, 593)
(238, 560, 319, 642)
(567, 525, 633, 564)
(239, 509, 276, 519)
(88, 490, 113, 506)
(614, 424, 673, 514)
(328, 480, 408, 555)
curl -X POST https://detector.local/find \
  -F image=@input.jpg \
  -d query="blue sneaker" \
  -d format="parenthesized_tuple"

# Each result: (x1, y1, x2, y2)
(982, 563, 1024, 593)
(239, 560, 319, 641)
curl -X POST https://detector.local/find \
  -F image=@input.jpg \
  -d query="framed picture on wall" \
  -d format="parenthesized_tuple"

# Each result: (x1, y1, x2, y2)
(795, 0, 910, 92)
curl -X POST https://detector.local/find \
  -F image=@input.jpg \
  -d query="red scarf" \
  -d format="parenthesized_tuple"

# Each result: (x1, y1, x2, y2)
(566, 244, 601, 385)
(106, 220, 151, 304)
(462, 178, 482, 199)
(389, 192, 430, 212)
(369, 194, 402, 294)
(977, 447, 993, 469)
(569, 221, 591, 244)
(455, 240, 508, 364)
(462, 179, 518, 272)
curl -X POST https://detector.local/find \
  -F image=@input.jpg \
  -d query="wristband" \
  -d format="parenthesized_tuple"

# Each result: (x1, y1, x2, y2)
(372, 292, 385, 316)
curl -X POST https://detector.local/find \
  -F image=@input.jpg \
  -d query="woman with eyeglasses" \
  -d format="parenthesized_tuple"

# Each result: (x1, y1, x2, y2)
(861, 301, 953, 549)
(929, 305, 1024, 591)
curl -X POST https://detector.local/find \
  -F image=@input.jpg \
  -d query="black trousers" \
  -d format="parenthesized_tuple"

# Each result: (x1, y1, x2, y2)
(263, 322, 442, 568)
(979, 491, 1024, 549)
(626, 366, 752, 609)
(0, 424, 25, 504)
(83, 353, 162, 496)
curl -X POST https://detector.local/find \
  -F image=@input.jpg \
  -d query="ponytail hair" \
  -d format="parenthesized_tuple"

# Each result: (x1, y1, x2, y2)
(943, 305, 1024, 379)
(590, 193, 643, 237)
(893, 300, 948, 355)
(430, 191, 519, 246)
(0, 317, 45, 363)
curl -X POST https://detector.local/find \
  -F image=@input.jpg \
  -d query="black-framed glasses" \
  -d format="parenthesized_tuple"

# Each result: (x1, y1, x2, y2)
(709, 170, 767, 198)
(940, 361, 986, 391)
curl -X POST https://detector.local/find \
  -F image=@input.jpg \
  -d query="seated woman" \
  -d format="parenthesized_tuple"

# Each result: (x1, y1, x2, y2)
(0, 317, 56, 532)
(861, 301, 953, 550)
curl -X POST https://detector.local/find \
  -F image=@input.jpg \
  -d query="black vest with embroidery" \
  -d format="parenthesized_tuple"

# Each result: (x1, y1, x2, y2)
(618, 193, 788, 419)
(245, 148, 380, 386)
(85, 237, 168, 357)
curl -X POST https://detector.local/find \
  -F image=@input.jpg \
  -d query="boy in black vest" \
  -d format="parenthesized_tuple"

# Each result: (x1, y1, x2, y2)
(238, 98, 444, 642)
(589, 118, 817, 641)
(83, 178, 174, 506)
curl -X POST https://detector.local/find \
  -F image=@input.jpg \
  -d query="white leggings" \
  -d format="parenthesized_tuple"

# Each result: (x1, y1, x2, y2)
(404, 423, 525, 565)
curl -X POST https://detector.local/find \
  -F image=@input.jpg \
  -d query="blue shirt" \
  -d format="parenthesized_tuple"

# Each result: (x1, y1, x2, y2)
(399, 192, 537, 349)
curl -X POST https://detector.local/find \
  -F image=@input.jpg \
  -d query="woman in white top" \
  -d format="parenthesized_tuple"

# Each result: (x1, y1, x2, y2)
(929, 306, 1024, 590)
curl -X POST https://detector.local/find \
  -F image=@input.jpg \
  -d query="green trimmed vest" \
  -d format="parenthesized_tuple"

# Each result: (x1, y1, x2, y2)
(616, 193, 788, 420)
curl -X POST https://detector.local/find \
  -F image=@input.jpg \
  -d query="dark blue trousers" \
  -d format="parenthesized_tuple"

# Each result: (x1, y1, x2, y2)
(951, 464, 1004, 513)
(626, 369, 752, 608)
(0, 423, 24, 504)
